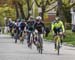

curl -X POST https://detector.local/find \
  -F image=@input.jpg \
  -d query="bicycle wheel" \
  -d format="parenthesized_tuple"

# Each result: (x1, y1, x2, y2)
(20, 31, 24, 44)
(37, 36, 43, 54)
(37, 43, 42, 54)
(20, 37, 24, 44)
(11, 28, 14, 37)
(57, 41, 60, 55)
(29, 33, 33, 48)
(40, 42, 43, 54)
(14, 33, 18, 43)
(56, 36, 60, 55)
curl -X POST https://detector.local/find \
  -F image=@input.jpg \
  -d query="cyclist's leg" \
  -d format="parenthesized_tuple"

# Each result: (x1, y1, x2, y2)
(40, 33, 43, 48)
(20, 30, 25, 43)
(38, 32, 43, 49)
(33, 30, 38, 46)
(60, 34, 63, 45)
(12, 28, 14, 37)
(32, 31, 36, 45)
(59, 28, 63, 45)
(19, 30, 22, 40)
(27, 31, 31, 46)
(54, 35, 57, 49)
(21, 31, 25, 43)
(14, 30, 18, 43)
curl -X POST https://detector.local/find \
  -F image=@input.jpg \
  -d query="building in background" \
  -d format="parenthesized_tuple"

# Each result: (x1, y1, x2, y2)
(44, 2, 57, 24)
(70, 0, 75, 32)
(0, 0, 6, 5)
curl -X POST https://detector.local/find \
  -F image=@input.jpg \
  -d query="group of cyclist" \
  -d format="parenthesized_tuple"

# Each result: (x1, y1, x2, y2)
(7, 16, 45, 46)
(7, 15, 65, 50)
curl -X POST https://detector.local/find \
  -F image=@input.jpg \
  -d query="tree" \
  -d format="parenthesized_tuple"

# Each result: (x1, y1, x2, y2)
(24, 0, 34, 20)
(58, 0, 75, 23)
(12, 0, 20, 19)
(34, 0, 56, 20)
(12, 0, 34, 20)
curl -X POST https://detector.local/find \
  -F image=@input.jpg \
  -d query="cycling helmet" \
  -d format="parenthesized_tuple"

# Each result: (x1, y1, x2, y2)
(30, 16, 34, 19)
(55, 17, 59, 20)
(36, 16, 42, 20)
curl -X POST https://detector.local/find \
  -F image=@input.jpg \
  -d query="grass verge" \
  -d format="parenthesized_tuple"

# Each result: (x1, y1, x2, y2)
(44, 30, 75, 46)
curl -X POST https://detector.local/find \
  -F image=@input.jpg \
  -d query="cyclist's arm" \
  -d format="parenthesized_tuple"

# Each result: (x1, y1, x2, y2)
(34, 23, 37, 30)
(51, 23, 54, 33)
(60, 21, 65, 33)
(42, 22, 45, 29)
(41, 22, 46, 33)
(62, 24, 65, 33)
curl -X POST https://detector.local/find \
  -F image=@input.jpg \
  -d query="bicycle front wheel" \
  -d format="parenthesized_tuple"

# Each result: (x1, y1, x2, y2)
(56, 37, 60, 55)
(57, 42, 60, 55)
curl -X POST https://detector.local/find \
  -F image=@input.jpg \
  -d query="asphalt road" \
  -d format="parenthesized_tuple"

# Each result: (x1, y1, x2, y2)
(0, 34, 75, 60)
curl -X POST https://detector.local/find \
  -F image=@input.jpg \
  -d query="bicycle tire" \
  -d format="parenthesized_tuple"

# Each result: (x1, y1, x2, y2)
(38, 44, 42, 54)
(20, 31, 25, 44)
(29, 33, 33, 48)
(56, 36, 60, 55)
(57, 42, 60, 55)
(40, 44, 43, 54)
(38, 36, 43, 54)
(15, 39, 17, 43)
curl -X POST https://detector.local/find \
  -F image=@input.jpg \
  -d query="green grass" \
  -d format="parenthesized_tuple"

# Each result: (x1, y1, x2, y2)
(44, 30, 75, 46)
(44, 32, 53, 41)
(64, 30, 75, 42)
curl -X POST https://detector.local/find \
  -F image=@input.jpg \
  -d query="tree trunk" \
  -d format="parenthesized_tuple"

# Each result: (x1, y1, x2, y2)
(41, 7, 44, 21)
(57, 0, 62, 17)
(18, 3, 25, 19)
(14, 2, 19, 19)
(57, 0, 66, 26)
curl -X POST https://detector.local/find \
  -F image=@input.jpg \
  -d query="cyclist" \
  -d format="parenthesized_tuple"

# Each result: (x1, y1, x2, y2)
(34, 16, 45, 49)
(14, 20, 20, 43)
(8, 20, 15, 37)
(34, 16, 45, 35)
(51, 16, 65, 49)
(19, 20, 26, 42)
(26, 16, 35, 47)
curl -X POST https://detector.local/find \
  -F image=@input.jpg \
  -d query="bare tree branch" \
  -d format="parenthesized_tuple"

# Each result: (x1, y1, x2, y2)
(31, 1, 35, 10)
(45, 5, 57, 12)
(62, 2, 75, 9)
(47, 0, 57, 5)
(34, 0, 41, 7)
(69, 3, 75, 9)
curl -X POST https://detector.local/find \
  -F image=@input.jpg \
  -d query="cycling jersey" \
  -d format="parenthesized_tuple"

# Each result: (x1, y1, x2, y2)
(27, 21, 35, 32)
(52, 20, 65, 33)
(34, 22, 45, 34)
(20, 22, 26, 31)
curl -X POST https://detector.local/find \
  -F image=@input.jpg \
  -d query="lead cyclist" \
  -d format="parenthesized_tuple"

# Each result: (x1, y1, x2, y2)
(51, 16, 65, 49)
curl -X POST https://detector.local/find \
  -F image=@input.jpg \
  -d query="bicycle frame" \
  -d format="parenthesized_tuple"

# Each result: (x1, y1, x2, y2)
(54, 34, 61, 55)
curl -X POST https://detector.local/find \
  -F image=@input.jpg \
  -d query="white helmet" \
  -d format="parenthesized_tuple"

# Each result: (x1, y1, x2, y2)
(36, 16, 42, 20)
(55, 17, 59, 20)
(30, 16, 34, 19)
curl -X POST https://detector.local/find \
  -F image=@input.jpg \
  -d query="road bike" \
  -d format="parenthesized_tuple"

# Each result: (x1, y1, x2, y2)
(54, 32, 63, 55)
(34, 30, 43, 54)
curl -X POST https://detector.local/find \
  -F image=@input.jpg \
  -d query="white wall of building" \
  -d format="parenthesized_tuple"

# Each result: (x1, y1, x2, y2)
(71, 8, 75, 25)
